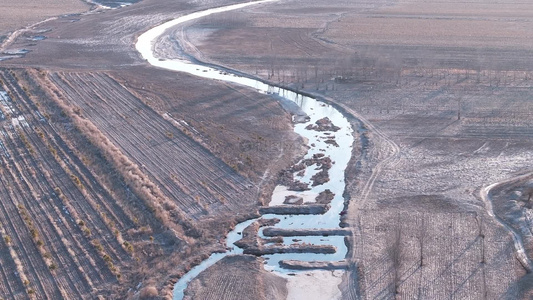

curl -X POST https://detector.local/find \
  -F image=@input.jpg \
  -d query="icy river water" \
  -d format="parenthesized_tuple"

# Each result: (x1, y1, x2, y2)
(135, 1, 354, 298)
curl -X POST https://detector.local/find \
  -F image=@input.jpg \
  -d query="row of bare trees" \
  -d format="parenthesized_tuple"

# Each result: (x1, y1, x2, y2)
(387, 213, 488, 298)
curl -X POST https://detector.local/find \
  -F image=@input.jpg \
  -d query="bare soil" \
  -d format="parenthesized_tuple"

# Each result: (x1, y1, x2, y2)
(0, 0, 89, 36)
(184, 255, 288, 300)
(0, 68, 128, 299)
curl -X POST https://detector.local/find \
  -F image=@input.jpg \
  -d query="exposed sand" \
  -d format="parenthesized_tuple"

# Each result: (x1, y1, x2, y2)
(285, 270, 344, 300)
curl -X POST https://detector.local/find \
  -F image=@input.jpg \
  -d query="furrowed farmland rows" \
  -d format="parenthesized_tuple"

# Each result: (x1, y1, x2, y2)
(33, 123, 131, 235)
(288, 30, 329, 57)
(0, 140, 9, 158)
(451, 215, 485, 299)
(280, 30, 313, 57)
(27, 158, 115, 288)
(86, 71, 248, 191)
(0, 174, 60, 299)
(2, 71, 133, 256)
(0, 228, 26, 299)
(204, 273, 240, 300)
(48, 123, 138, 233)
(90, 72, 252, 197)
(45, 131, 132, 233)
(38, 107, 166, 234)
(3, 125, 120, 291)
(0, 129, 72, 297)
(95, 72, 254, 196)
(461, 125, 533, 139)
(1, 121, 121, 275)
(48, 71, 256, 219)
(0, 73, 132, 295)
(51, 73, 209, 215)
(13, 109, 128, 267)
(1, 70, 136, 233)
(87, 71, 250, 189)
(50, 72, 204, 215)
(1, 130, 98, 297)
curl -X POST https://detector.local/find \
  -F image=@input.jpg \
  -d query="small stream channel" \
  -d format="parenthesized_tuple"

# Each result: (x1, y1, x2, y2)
(135, 1, 354, 299)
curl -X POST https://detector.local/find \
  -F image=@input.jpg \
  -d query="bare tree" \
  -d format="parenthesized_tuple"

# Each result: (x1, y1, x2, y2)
(526, 187, 533, 207)
(389, 224, 402, 297)
(475, 213, 487, 298)
(475, 213, 485, 264)
(418, 215, 427, 267)
(457, 97, 462, 120)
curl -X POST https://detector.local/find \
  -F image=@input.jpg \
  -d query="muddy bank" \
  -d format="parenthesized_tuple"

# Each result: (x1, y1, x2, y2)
(135, 1, 354, 298)
(279, 259, 349, 270)
(259, 204, 330, 215)
(232, 218, 337, 255)
(263, 228, 351, 237)
(244, 244, 336, 255)
(488, 178, 533, 270)
(234, 218, 279, 250)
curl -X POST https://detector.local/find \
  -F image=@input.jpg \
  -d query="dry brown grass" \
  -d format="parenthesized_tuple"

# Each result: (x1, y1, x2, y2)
(139, 285, 158, 298)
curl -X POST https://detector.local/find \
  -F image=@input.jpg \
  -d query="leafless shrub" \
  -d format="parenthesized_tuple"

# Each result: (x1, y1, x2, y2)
(139, 286, 158, 299)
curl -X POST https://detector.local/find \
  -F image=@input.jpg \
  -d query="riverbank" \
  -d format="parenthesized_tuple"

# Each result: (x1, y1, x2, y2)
(485, 175, 533, 271)
(135, 1, 358, 298)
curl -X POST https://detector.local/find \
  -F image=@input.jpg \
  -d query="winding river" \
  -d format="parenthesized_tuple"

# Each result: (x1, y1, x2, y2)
(136, 1, 354, 299)
(135, 0, 533, 298)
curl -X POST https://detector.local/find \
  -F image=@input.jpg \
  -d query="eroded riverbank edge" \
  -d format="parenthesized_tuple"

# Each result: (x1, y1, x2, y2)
(134, 1, 368, 298)
(168, 63, 366, 300)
